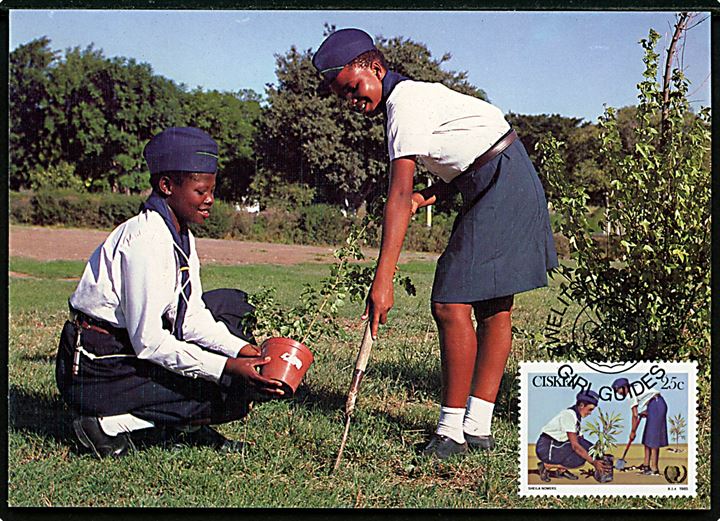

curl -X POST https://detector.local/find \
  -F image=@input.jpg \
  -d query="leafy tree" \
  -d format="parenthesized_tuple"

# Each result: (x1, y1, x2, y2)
(10, 39, 262, 199)
(9, 37, 58, 190)
(255, 28, 487, 211)
(538, 23, 710, 370)
(182, 89, 262, 202)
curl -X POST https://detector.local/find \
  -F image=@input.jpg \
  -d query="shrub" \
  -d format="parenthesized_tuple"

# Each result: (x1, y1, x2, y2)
(28, 162, 86, 192)
(295, 204, 349, 245)
(538, 28, 710, 367)
(9, 192, 34, 224)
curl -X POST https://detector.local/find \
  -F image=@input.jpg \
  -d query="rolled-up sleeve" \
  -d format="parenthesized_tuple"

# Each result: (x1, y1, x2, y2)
(118, 234, 228, 382)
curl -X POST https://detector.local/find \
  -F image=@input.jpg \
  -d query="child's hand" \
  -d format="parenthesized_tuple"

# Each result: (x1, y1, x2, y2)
(223, 356, 285, 396)
(237, 344, 261, 357)
(361, 279, 394, 339)
(410, 192, 436, 215)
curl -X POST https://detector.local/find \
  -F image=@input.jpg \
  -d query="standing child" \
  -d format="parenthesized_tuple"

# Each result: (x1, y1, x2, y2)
(55, 127, 284, 459)
(313, 29, 558, 459)
(612, 378, 668, 475)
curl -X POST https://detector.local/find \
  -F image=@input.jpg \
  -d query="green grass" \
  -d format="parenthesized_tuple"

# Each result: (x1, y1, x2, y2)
(8, 256, 710, 508)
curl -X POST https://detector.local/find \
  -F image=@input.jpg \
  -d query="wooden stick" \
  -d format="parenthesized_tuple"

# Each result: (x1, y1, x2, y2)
(331, 321, 374, 474)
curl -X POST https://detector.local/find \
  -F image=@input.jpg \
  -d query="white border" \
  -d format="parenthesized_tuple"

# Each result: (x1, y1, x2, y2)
(518, 361, 697, 497)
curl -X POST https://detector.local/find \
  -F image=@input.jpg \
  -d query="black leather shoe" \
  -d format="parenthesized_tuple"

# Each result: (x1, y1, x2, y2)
(73, 416, 133, 459)
(170, 425, 245, 453)
(558, 469, 579, 480)
(538, 462, 551, 482)
(465, 433, 495, 450)
(421, 434, 468, 460)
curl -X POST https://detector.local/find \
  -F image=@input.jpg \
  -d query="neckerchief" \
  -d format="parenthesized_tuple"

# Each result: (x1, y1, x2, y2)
(380, 69, 409, 116)
(568, 405, 582, 434)
(142, 192, 191, 340)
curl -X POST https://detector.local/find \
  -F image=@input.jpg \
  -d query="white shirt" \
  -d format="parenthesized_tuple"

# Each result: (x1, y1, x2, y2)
(631, 389, 661, 413)
(385, 80, 511, 183)
(69, 211, 249, 383)
(541, 409, 579, 443)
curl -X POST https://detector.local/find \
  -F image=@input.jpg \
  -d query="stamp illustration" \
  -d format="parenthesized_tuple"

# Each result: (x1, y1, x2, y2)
(519, 361, 696, 497)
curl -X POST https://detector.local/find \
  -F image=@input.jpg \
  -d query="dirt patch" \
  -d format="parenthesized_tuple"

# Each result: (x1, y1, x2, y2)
(10, 225, 439, 266)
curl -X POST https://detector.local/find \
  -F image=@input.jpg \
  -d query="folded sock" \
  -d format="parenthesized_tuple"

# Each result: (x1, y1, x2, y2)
(435, 406, 467, 444)
(97, 414, 155, 436)
(463, 396, 495, 436)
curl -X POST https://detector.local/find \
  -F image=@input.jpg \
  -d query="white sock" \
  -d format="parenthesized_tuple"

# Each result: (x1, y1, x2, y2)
(463, 396, 495, 436)
(97, 414, 155, 436)
(435, 406, 466, 444)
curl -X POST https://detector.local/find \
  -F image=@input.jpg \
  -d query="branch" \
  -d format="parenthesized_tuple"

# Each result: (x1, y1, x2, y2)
(660, 12, 690, 145)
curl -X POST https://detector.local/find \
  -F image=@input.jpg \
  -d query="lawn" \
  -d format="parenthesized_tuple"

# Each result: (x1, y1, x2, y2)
(7, 256, 710, 508)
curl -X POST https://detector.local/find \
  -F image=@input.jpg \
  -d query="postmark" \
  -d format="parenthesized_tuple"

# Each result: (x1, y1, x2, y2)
(519, 361, 697, 497)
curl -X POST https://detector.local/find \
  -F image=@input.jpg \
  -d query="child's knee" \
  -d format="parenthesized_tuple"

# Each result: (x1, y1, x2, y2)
(431, 302, 471, 325)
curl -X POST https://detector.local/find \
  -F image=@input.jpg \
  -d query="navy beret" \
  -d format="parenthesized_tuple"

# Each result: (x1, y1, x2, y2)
(612, 377, 630, 390)
(576, 389, 600, 406)
(143, 127, 218, 175)
(312, 28, 376, 85)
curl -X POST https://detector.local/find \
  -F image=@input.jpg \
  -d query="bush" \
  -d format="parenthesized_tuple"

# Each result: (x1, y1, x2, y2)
(28, 162, 86, 192)
(295, 204, 349, 245)
(538, 27, 710, 367)
(9, 192, 34, 224)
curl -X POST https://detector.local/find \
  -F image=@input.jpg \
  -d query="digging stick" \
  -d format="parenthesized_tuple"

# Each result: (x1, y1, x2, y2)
(331, 320, 374, 474)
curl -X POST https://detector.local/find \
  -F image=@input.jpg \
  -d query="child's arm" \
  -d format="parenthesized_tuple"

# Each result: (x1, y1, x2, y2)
(363, 157, 416, 338)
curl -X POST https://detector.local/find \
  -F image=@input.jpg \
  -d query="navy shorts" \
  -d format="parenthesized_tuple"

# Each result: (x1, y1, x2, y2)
(56, 288, 257, 426)
(536, 432, 592, 469)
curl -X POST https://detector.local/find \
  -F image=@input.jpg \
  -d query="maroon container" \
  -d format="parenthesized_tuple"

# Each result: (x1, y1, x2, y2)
(260, 337, 314, 395)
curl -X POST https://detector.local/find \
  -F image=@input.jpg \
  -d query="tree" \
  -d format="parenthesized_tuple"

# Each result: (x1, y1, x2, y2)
(182, 89, 262, 202)
(538, 15, 710, 370)
(9, 37, 58, 190)
(668, 413, 687, 450)
(254, 28, 488, 211)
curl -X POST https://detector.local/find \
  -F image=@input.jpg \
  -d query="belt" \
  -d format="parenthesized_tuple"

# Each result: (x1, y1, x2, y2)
(70, 307, 123, 336)
(464, 128, 518, 174)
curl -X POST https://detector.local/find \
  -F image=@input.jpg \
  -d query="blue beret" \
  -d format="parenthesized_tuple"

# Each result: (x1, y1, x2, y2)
(612, 377, 630, 390)
(576, 389, 600, 406)
(312, 28, 376, 84)
(143, 127, 218, 175)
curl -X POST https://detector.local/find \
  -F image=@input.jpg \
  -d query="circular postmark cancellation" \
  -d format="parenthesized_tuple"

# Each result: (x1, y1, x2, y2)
(541, 283, 663, 362)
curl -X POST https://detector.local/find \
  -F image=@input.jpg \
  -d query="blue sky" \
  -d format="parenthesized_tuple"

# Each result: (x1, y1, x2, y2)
(527, 371, 690, 446)
(9, 9, 711, 123)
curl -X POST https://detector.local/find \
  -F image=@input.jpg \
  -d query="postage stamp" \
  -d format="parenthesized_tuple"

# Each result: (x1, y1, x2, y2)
(519, 361, 697, 497)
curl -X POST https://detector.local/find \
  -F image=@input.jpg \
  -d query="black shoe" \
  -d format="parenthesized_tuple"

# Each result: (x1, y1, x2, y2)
(641, 468, 660, 476)
(170, 425, 245, 453)
(558, 469, 579, 480)
(73, 416, 133, 459)
(465, 432, 495, 450)
(421, 434, 468, 460)
(537, 462, 551, 482)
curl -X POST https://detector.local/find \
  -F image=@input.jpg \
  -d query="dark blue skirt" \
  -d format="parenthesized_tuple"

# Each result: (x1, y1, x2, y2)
(431, 139, 558, 303)
(642, 395, 668, 448)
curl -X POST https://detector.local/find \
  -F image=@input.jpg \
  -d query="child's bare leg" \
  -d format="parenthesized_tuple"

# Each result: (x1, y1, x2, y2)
(650, 448, 659, 472)
(470, 300, 513, 402)
(643, 445, 651, 467)
(431, 302, 477, 407)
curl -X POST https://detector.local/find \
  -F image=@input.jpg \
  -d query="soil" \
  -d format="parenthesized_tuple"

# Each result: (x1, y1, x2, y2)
(527, 443, 690, 486)
(9, 225, 439, 266)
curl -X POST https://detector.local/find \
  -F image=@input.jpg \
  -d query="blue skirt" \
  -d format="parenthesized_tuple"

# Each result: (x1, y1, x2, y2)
(642, 395, 669, 448)
(431, 139, 558, 303)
